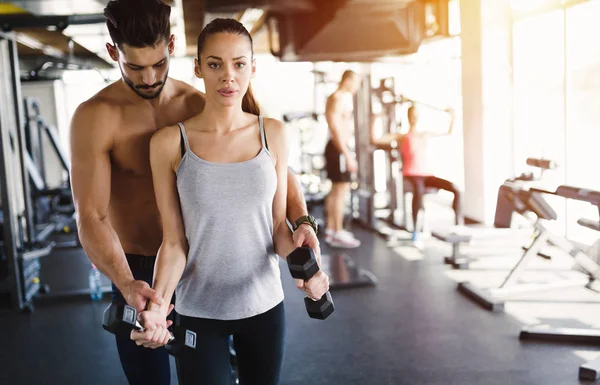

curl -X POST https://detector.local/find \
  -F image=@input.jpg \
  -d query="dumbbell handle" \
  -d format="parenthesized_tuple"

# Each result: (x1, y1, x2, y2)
(300, 267, 334, 310)
(305, 292, 329, 303)
(132, 319, 175, 343)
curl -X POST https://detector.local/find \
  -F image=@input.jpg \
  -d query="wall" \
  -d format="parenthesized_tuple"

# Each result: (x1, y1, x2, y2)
(460, 0, 514, 224)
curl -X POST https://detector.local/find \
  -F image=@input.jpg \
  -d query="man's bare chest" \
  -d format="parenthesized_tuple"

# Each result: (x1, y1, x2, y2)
(110, 105, 190, 176)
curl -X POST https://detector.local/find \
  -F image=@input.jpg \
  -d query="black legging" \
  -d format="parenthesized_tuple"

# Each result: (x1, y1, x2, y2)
(176, 302, 285, 385)
(112, 254, 173, 385)
(404, 175, 463, 231)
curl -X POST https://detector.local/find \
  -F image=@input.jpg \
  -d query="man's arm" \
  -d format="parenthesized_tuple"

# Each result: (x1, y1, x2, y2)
(69, 101, 159, 311)
(325, 94, 351, 157)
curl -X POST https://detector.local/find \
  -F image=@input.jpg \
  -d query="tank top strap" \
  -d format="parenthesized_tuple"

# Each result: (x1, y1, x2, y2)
(258, 116, 268, 150)
(177, 122, 191, 153)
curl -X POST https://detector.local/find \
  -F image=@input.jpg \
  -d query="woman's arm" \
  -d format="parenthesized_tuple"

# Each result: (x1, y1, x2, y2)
(146, 126, 189, 317)
(369, 113, 403, 148)
(425, 108, 455, 138)
(266, 118, 295, 259)
(286, 170, 321, 262)
(286, 169, 308, 224)
(266, 118, 330, 301)
(130, 125, 189, 348)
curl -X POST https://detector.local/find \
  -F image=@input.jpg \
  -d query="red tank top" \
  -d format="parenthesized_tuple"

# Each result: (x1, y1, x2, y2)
(400, 133, 431, 176)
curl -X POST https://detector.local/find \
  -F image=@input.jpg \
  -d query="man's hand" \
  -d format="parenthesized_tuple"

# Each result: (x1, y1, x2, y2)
(121, 280, 164, 314)
(347, 156, 358, 173)
(130, 304, 174, 349)
(293, 224, 323, 292)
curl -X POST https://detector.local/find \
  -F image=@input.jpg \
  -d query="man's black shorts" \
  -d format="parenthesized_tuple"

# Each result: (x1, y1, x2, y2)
(324, 140, 351, 183)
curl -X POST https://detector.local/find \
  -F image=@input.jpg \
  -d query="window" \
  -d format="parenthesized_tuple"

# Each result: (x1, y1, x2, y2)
(512, 10, 565, 183)
(565, 0, 600, 243)
(512, 0, 600, 243)
(512, 10, 567, 235)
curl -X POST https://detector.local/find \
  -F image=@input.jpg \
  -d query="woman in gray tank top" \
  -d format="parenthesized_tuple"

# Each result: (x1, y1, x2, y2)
(130, 18, 330, 385)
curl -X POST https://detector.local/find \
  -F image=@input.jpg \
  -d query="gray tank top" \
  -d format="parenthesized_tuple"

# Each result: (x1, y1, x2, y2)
(174, 116, 284, 320)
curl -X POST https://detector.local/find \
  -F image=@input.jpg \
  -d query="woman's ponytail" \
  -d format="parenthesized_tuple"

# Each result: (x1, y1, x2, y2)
(242, 83, 261, 116)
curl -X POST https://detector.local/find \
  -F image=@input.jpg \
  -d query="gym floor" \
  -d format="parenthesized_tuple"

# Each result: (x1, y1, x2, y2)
(1, 199, 598, 385)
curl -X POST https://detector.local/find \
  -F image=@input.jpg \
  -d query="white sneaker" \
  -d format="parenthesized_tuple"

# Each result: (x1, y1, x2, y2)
(325, 228, 359, 243)
(325, 228, 335, 244)
(327, 231, 361, 249)
(339, 229, 357, 239)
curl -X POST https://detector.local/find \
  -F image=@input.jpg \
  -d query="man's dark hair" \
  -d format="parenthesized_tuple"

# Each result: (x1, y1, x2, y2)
(341, 70, 357, 83)
(104, 0, 171, 48)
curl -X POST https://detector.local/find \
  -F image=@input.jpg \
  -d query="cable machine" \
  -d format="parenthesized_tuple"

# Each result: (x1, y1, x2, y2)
(0, 30, 54, 312)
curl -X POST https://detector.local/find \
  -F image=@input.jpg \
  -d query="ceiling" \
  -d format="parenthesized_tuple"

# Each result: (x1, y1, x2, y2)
(0, 0, 449, 78)
(0, 0, 182, 78)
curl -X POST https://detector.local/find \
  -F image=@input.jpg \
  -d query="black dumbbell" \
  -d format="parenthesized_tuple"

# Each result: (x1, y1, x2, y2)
(102, 303, 196, 356)
(286, 247, 334, 320)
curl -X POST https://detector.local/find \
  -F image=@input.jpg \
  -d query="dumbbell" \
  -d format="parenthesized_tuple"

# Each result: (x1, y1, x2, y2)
(102, 303, 196, 356)
(286, 247, 335, 320)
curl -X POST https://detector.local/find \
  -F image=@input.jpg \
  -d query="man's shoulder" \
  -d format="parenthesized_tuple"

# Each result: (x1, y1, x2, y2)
(326, 91, 345, 107)
(71, 84, 124, 140)
(78, 83, 125, 114)
(328, 90, 342, 101)
(170, 78, 205, 103)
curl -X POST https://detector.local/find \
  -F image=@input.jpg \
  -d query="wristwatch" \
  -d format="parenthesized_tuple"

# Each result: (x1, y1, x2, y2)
(293, 215, 318, 235)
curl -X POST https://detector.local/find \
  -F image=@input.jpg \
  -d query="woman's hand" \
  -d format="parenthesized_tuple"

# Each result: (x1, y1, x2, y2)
(292, 225, 324, 292)
(292, 225, 321, 264)
(130, 304, 174, 349)
(303, 270, 330, 301)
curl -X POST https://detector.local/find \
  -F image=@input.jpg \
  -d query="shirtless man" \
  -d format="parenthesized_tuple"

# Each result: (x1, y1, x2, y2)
(69, 1, 320, 384)
(324, 70, 362, 248)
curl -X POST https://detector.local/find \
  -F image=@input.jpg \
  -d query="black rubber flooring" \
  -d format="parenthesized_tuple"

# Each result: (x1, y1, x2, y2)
(1, 205, 599, 385)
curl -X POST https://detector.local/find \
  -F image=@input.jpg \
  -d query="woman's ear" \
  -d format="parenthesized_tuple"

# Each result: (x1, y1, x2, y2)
(194, 58, 202, 78)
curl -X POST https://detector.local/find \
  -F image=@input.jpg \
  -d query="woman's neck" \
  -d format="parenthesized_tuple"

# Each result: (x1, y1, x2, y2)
(201, 101, 249, 134)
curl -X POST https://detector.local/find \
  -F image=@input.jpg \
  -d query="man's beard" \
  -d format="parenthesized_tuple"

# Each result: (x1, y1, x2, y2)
(122, 69, 169, 100)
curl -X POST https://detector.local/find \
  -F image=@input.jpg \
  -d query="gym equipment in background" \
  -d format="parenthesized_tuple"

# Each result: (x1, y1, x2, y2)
(518, 185, 600, 381)
(434, 157, 559, 269)
(454, 184, 600, 312)
(354, 76, 454, 239)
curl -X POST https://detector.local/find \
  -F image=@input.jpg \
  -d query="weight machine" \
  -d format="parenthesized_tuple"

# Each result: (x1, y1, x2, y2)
(23, 97, 77, 248)
(518, 185, 600, 381)
(0, 31, 52, 312)
(354, 75, 453, 238)
(434, 157, 560, 269)
(283, 111, 328, 210)
(0, 31, 81, 312)
(283, 69, 377, 290)
(455, 183, 600, 312)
